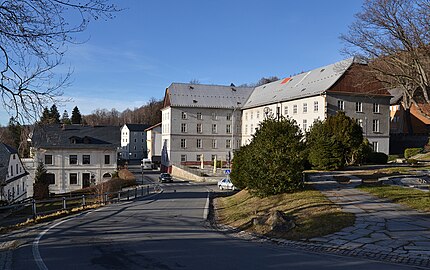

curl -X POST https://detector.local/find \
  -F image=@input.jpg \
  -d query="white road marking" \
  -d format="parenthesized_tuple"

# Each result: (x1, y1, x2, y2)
(203, 191, 210, 220)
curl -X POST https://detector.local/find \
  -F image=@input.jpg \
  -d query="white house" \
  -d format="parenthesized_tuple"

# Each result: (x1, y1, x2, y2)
(0, 143, 29, 203)
(28, 125, 120, 194)
(145, 123, 162, 166)
(119, 124, 151, 161)
(161, 83, 254, 172)
(241, 58, 391, 154)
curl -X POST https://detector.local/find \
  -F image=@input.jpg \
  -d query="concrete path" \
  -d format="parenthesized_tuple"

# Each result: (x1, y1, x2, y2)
(308, 173, 430, 268)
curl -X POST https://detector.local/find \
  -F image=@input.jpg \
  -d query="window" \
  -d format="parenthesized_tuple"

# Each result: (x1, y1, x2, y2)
(104, 155, 110, 165)
(245, 125, 248, 134)
(226, 124, 231, 134)
(226, 139, 231, 149)
(197, 139, 202, 148)
(227, 113, 232, 121)
(256, 111, 260, 119)
(373, 103, 380, 113)
(211, 112, 217, 120)
(357, 119, 363, 128)
(212, 139, 217, 149)
(69, 173, 78, 185)
(250, 112, 253, 119)
(303, 119, 307, 131)
(134, 138, 137, 142)
(245, 112, 248, 120)
(197, 123, 202, 133)
(284, 106, 288, 115)
(212, 124, 217, 134)
(196, 154, 202, 162)
(134, 146, 137, 150)
(181, 112, 187, 119)
(337, 100, 344, 111)
(16, 164, 18, 175)
(372, 141, 379, 152)
(303, 103, 308, 113)
(356, 102, 363, 112)
(314, 101, 319, 112)
(293, 105, 298, 114)
(45, 155, 53, 165)
(181, 155, 187, 162)
(70, 155, 77, 165)
(83, 155, 90, 165)
(250, 124, 254, 133)
(10, 165, 13, 176)
(13, 154, 15, 160)
(46, 173, 55, 185)
(180, 139, 187, 148)
(373, 119, 380, 133)
(197, 112, 202, 120)
(181, 123, 187, 133)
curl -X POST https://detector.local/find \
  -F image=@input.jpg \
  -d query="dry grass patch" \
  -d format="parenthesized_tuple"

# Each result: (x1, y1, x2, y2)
(357, 185, 430, 213)
(215, 186, 354, 241)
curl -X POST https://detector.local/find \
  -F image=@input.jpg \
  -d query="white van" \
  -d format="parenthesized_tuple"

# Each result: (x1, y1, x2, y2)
(141, 158, 153, 170)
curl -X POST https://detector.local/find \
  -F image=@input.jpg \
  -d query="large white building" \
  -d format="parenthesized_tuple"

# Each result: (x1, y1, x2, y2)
(119, 124, 150, 161)
(0, 143, 29, 203)
(160, 58, 391, 168)
(145, 123, 162, 166)
(28, 125, 119, 194)
(242, 58, 391, 154)
(161, 83, 254, 171)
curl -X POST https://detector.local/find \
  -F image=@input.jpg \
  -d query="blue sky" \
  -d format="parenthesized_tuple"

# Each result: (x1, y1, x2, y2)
(1, 0, 364, 125)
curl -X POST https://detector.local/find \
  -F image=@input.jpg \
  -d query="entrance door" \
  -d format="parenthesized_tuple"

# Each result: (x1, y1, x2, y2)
(82, 173, 91, 188)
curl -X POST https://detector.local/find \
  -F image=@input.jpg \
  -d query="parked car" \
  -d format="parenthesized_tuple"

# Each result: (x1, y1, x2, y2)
(217, 178, 236, 190)
(159, 173, 173, 183)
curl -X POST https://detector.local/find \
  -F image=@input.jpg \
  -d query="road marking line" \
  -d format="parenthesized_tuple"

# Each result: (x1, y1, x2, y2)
(32, 218, 69, 270)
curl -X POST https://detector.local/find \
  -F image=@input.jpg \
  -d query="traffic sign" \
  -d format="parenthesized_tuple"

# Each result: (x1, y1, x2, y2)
(224, 169, 231, 175)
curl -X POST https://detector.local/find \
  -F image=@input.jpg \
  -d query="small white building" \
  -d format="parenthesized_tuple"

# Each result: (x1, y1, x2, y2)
(0, 143, 29, 203)
(119, 124, 151, 161)
(29, 125, 119, 194)
(145, 123, 162, 166)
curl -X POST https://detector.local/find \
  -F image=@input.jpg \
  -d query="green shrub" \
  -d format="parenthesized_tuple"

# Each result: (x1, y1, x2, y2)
(404, 148, 423, 159)
(388, 154, 401, 162)
(366, 152, 388, 164)
(407, 158, 418, 165)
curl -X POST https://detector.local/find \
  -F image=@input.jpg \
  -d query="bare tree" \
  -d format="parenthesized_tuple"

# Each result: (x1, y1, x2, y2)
(0, 1, 119, 123)
(341, 0, 430, 115)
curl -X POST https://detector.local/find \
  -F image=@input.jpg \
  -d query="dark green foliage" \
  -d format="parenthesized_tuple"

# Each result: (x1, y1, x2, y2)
(61, 110, 71, 125)
(404, 148, 423, 159)
(49, 104, 60, 124)
(366, 152, 388, 164)
(8, 117, 21, 150)
(71, 106, 82, 124)
(307, 111, 368, 170)
(407, 158, 418, 165)
(33, 162, 49, 199)
(231, 117, 305, 197)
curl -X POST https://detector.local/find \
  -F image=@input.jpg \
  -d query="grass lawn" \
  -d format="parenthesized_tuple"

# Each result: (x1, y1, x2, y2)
(215, 185, 355, 241)
(357, 184, 430, 213)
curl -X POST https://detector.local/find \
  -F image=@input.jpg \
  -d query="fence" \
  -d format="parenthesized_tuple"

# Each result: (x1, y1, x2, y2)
(1, 184, 161, 223)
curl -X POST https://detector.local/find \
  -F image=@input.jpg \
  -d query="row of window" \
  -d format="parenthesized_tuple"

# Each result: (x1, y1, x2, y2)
(180, 154, 223, 163)
(44, 154, 111, 165)
(9, 163, 23, 178)
(2, 182, 26, 201)
(337, 101, 380, 113)
(180, 138, 240, 149)
(180, 112, 232, 121)
(122, 138, 145, 143)
(181, 123, 240, 134)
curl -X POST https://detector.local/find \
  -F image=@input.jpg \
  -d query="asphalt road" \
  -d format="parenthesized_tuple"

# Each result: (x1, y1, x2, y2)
(6, 171, 419, 270)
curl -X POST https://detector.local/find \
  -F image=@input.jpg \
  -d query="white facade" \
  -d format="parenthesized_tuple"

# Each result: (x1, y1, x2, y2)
(27, 148, 117, 194)
(120, 125, 148, 160)
(146, 123, 162, 163)
(0, 152, 29, 203)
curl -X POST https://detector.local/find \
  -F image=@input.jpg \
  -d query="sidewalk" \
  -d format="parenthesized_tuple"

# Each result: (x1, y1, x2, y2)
(308, 173, 430, 268)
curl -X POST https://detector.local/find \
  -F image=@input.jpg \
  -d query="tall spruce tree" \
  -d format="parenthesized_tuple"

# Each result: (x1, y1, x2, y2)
(50, 104, 61, 124)
(71, 106, 82, 124)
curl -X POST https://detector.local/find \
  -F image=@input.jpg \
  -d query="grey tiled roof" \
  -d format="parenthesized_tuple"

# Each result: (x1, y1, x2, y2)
(31, 125, 120, 150)
(167, 83, 254, 109)
(124, 124, 151, 132)
(243, 58, 356, 109)
(0, 143, 17, 182)
(388, 88, 403, 105)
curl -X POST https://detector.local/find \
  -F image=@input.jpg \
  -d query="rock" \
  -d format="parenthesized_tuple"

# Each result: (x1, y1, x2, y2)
(266, 210, 295, 231)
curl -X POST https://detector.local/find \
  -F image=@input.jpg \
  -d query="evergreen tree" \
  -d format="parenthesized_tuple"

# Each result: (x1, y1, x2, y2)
(7, 117, 21, 150)
(40, 107, 51, 123)
(33, 162, 49, 199)
(71, 106, 82, 124)
(61, 110, 71, 125)
(49, 104, 61, 124)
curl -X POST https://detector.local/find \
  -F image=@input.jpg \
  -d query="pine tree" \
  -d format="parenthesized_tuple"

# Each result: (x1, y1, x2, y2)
(71, 106, 82, 124)
(33, 162, 49, 199)
(50, 104, 61, 124)
(7, 117, 21, 150)
(40, 107, 51, 123)
(61, 110, 71, 125)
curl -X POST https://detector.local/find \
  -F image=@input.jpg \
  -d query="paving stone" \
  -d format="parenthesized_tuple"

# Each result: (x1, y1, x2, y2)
(387, 221, 428, 232)
(369, 232, 391, 241)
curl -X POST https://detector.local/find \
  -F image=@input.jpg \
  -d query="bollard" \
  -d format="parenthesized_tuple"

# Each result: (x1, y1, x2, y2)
(32, 199, 37, 219)
(127, 189, 130, 201)
(117, 191, 120, 202)
(141, 186, 144, 196)
(62, 197, 66, 210)
(104, 193, 108, 205)
(147, 185, 149, 194)
(134, 188, 137, 198)
(82, 194, 86, 207)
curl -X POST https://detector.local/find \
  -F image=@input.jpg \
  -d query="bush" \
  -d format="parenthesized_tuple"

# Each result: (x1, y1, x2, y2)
(118, 169, 136, 180)
(407, 158, 418, 165)
(404, 148, 423, 159)
(366, 152, 388, 164)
